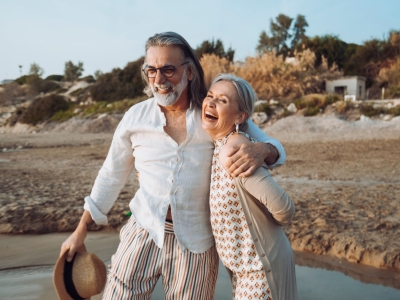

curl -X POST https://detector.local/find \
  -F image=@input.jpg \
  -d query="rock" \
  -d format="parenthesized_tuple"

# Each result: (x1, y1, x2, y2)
(252, 112, 268, 125)
(254, 100, 269, 108)
(269, 99, 279, 105)
(383, 115, 392, 121)
(287, 103, 297, 113)
(360, 115, 371, 122)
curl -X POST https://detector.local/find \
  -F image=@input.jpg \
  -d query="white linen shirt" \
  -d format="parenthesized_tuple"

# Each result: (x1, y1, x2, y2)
(84, 97, 286, 253)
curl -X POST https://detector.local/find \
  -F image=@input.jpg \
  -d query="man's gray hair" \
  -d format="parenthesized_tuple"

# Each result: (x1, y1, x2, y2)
(142, 32, 207, 108)
(211, 74, 257, 131)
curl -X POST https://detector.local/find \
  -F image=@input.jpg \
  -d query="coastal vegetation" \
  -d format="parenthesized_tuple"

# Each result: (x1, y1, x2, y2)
(1, 14, 400, 128)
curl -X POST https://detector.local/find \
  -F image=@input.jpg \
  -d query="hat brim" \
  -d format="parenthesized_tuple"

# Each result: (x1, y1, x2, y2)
(53, 244, 89, 300)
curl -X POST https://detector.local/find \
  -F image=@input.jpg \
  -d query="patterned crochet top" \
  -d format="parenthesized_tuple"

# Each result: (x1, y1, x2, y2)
(209, 131, 263, 274)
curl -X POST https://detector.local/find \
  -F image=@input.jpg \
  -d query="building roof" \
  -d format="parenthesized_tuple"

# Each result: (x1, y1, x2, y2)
(327, 76, 366, 82)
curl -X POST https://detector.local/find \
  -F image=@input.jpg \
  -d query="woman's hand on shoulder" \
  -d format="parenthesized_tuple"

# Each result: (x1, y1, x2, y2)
(220, 133, 260, 177)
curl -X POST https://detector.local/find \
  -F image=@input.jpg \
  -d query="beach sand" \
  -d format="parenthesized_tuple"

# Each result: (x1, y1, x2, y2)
(0, 115, 399, 298)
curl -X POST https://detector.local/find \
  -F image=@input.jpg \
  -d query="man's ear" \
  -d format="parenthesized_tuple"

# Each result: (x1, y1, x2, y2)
(187, 65, 194, 81)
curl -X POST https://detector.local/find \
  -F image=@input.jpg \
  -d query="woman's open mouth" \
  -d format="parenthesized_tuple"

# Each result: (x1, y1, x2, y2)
(205, 112, 218, 120)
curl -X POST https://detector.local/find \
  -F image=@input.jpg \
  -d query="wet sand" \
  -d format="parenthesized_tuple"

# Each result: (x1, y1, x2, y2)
(1, 232, 399, 300)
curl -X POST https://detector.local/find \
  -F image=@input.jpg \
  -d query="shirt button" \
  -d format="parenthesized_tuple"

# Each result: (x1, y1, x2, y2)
(248, 222, 252, 226)
(265, 269, 271, 273)
(254, 238, 258, 242)
(261, 253, 265, 257)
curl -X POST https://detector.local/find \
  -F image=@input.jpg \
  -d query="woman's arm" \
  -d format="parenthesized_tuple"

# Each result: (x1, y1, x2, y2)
(238, 167, 295, 225)
(220, 134, 294, 225)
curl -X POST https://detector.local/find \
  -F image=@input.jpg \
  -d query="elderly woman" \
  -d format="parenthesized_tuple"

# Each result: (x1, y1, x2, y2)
(202, 74, 298, 300)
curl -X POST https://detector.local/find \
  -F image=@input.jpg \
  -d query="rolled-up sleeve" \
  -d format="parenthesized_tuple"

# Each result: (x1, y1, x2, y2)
(83, 116, 135, 225)
(245, 120, 286, 168)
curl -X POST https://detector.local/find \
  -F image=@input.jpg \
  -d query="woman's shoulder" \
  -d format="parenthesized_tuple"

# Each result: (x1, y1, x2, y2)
(219, 132, 253, 163)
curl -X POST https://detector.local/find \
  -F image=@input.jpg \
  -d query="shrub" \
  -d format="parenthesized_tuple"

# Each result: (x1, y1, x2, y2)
(335, 101, 354, 114)
(51, 110, 76, 121)
(14, 75, 36, 85)
(254, 102, 272, 115)
(359, 104, 385, 117)
(90, 57, 145, 102)
(26, 76, 60, 95)
(7, 107, 25, 126)
(325, 93, 341, 104)
(78, 75, 95, 83)
(303, 106, 320, 116)
(200, 49, 343, 102)
(389, 106, 400, 116)
(294, 93, 340, 115)
(45, 75, 64, 81)
(83, 97, 146, 115)
(20, 94, 69, 125)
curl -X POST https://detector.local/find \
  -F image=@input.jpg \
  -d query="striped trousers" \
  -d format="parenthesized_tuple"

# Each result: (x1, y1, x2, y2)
(102, 217, 219, 300)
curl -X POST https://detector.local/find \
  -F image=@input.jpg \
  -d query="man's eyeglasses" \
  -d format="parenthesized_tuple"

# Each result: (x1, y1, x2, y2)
(142, 61, 189, 78)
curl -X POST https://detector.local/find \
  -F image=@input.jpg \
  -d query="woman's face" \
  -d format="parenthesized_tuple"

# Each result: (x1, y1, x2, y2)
(202, 81, 247, 140)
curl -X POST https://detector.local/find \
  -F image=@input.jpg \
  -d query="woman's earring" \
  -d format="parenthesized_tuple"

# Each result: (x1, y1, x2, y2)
(236, 123, 239, 133)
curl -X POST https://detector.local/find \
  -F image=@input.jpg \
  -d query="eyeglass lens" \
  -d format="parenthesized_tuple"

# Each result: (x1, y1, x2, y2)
(145, 66, 176, 78)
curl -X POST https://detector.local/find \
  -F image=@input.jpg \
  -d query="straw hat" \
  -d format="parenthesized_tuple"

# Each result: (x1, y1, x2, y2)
(53, 244, 107, 300)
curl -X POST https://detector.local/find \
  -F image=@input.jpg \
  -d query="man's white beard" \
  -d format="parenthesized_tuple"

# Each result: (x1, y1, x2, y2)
(152, 71, 188, 107)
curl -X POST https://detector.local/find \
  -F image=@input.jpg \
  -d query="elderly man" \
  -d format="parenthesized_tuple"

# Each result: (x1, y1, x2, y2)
(60, 32, 286, 300)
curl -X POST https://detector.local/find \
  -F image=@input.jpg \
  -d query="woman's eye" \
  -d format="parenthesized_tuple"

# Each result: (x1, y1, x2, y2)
(219, 98, 227, 103)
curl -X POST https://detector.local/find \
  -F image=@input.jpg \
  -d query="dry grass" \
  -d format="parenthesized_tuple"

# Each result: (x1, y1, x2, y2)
(200, 49, 343, 103)
(378, 57, 400, 98)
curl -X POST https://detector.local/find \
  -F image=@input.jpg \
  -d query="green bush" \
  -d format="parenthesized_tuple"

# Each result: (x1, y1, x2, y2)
(325, 93, 341, 105)
(51, 110, 76, 121)
(90, 57, 145, 102)
(359, 104, 385, 117)
(83, 97, 146, 115)
(14, 75, 36, 85)
(26, 76, 60, 95)
(303, 106, 319, 116)
(389, 106, 400, 116)
(295, 94, 341, 116)
(20, 94, 69, 125)
(78, 75, 95, 83)
(45, 75, 64, 81)
(254, 102, 272, 115)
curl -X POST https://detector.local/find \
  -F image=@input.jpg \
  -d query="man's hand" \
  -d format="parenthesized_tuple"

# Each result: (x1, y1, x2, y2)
(59, 210, 92, 262)
(60, 229, 87, 262)
(225, 142, 278, 177)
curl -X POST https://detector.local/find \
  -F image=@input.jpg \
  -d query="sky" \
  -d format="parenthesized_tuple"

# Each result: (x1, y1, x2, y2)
(1, 0, 399, 80)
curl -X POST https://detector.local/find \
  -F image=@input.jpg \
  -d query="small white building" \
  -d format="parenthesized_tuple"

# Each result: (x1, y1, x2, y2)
(326, 76, 366, 100)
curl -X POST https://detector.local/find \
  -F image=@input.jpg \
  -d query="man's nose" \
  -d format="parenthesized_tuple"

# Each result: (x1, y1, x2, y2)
(154, 70, 166, 85)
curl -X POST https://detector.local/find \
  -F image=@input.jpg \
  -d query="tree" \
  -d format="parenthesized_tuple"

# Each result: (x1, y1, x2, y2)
(64, 61, 84, 81)
(94, 70, 103, 80)
(300, 35, 348, 69)
(291, 15, 308, 50)
(29, 63, 44, 77)
(256, 14, 294, 56)
(195, 39, 235, 62)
